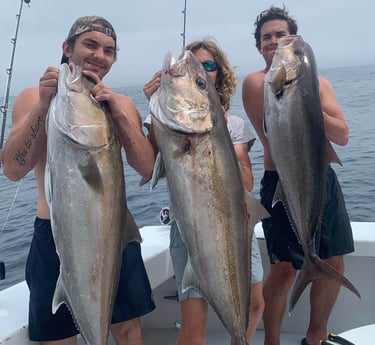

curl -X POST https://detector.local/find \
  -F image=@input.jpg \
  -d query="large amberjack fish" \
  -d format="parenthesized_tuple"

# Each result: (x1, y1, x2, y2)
(264, 35, 360, 311)
(45, 63, 141, 345)
(150, 50, 269, 345)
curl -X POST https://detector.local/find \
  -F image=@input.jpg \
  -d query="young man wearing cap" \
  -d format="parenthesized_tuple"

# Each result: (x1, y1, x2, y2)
(2, 16, 156, 345)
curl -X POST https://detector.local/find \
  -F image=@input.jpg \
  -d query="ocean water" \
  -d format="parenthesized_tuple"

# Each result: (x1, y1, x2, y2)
(0, 64, 374, 291)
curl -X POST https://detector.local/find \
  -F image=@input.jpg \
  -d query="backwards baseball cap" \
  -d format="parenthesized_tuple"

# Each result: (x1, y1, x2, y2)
(61, 16, 117, 64)
(67, 15, 117, 41)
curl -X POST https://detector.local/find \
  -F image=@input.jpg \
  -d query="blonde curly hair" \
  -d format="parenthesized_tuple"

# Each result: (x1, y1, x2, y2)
(185, 38, 237, 112)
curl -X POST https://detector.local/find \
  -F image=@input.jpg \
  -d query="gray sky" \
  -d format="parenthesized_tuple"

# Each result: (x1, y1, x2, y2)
(0, 0, 373, 96)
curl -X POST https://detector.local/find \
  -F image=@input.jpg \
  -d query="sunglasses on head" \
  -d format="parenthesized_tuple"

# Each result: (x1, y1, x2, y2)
(202, 60, 219, 72)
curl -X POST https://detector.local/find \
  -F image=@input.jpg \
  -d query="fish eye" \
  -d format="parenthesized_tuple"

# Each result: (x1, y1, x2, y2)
(196, 78, 207, 90)
(294, 48, 303, 56)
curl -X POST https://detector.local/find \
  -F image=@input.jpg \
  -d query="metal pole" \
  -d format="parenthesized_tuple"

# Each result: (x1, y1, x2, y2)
(0, 0, 31, 167)
(181, 0, 187, 49)
(0, 0, 30, 280)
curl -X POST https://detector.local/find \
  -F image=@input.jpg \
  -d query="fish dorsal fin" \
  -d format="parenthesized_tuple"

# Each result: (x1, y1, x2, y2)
(326, 140, 342, 166)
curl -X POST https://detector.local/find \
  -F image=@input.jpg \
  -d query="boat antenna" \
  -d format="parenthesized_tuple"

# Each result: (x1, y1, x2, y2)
(181, 0, 187, 49)
(0, 0, 31, 170)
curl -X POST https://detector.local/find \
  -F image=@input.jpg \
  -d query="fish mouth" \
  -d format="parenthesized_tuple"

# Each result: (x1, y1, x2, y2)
(266, 35, 304, 94)
(277, 34, 302, 47)
(162, 53, 178, 76)
(152, 51, 213, 134)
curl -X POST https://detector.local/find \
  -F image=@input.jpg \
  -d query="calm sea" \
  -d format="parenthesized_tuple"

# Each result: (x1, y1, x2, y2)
(0, 64, 374, 290)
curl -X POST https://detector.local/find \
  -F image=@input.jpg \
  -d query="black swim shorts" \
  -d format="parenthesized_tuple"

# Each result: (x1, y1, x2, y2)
(25, 217, 155, 342)
(260, 166, 354, 269)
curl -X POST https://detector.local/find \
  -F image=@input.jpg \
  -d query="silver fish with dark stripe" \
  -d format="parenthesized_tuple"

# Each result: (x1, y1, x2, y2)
(264, 35, 360, 312)
(150, 51, 269, 345)
(45, 63, 140, 345)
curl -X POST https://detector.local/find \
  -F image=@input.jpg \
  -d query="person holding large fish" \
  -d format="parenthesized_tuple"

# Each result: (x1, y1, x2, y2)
(1, 16, 156, 345)
(143, 39, 267, 345)
(242, 6, 356, 345)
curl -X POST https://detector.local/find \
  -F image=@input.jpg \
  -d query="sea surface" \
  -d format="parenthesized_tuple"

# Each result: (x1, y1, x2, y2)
(0, 64, 374, 291)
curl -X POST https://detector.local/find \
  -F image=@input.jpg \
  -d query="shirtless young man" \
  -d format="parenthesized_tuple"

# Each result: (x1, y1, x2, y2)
(242, 6, 354, 345)
(2, 16, 155, 345)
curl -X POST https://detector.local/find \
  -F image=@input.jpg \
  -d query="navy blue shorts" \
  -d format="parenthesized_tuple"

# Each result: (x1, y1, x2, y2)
(260, 166, 354, 269)
(25, 218, 155, 342)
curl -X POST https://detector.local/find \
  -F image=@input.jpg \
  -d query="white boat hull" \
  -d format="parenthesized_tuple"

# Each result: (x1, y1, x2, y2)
(1, 222, 374, 344)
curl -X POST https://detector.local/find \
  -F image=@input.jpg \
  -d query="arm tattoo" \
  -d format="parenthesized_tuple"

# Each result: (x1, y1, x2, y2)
(14, 116, 44, 166)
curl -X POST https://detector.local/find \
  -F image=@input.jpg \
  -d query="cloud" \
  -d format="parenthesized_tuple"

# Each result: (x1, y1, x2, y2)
(0, 0, 373, 96)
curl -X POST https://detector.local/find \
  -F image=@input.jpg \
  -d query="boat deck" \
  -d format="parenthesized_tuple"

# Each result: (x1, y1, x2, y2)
(142, 328, 303, 345)
(1, 222, 375, 345)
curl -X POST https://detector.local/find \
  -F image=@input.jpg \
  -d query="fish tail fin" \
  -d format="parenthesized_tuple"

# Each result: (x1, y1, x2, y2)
(289, 254, 361, 313)
(288, 268, 312, 314)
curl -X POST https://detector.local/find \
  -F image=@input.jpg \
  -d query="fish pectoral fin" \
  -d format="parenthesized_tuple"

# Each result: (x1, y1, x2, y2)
(245, 190, 270, 230)
(150, 152, 166, 191)
(52, 275, 68, 314)
(326, 140, 342, 166)
(139, 152, 166, 189)
(77, 152, 103, 192)
(289, 254, 361, 313)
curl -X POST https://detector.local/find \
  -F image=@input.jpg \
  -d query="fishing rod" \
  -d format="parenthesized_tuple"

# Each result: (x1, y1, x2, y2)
(0, 0, 31, 170)
(158, 1, 188, 226)
(0, 0, 31, 281)
(181, 0, 187, 49)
